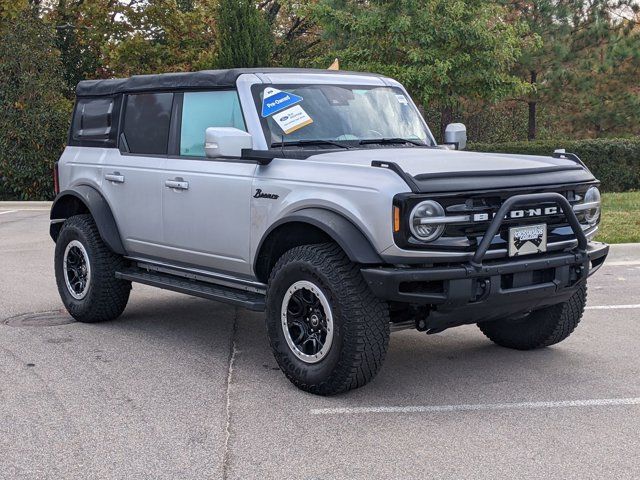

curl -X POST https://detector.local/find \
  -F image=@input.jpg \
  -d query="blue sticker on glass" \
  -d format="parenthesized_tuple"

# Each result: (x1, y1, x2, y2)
(261, 87, 303, 117)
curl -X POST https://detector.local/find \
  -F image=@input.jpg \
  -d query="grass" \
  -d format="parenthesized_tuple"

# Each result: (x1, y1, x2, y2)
(596, 191, 640, 244)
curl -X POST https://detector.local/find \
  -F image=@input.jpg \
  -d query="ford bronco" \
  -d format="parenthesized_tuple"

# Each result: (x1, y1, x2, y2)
(50, 68, 609, 395)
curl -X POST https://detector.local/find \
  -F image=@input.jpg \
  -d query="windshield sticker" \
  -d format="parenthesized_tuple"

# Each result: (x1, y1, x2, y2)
(273, 105, 313, 134)
(261, 87, 303, 117)
(395, 94, 409, 105)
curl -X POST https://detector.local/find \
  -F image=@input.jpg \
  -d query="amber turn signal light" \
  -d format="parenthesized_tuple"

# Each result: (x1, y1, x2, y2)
(393, 206, 401, 232)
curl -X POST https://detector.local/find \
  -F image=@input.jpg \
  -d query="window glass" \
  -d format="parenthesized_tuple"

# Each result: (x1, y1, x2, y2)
(252, 84, 433, 148)
(123, 93, 173, 155)
(180, 91, 245, 157)
(73, 97, 114, 140)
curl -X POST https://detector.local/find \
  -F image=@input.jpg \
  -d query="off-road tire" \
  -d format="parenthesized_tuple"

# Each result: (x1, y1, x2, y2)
(478, 285, 587, 350)
(54, 214, 131, 323)
(266, 243, 390, 395)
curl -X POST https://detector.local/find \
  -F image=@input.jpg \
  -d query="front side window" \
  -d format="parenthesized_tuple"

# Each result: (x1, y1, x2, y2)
(180, 90, 246, 157)
(123, 93, 173, 155)
(252, 84, 433, 149)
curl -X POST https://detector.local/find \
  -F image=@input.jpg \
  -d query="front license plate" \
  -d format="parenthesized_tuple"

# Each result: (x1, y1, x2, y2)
(508, 224, 547, 257)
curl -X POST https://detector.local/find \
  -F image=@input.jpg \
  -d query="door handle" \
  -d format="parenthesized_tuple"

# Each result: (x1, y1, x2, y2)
(105, 172, 125, 184)
(165, 179, 189, 190)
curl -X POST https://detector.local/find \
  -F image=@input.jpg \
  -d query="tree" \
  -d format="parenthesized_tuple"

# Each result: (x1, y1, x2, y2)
(0, 0, 29, 24)
(215, 0, 273, 68)
(259, 0, 323, 66)
(0, 7, 71, 199)
(104, 0, 217, 76)
(507, 0, 640, 139)
(311, 0, 531, 138)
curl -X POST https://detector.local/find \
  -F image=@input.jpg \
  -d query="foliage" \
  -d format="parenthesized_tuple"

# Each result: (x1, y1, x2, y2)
(597, 191, 640, 244)
(468, 137, 640, 192)
(44, 0, 133, 97)
(215, 0, 273, 68)
(0, 0, 29, 25)
(310, 0, 532, 135)
(260, 0, 323, 67)
(107, 0, 217, 76)
(0, 9, 71, 200)
(505, 1, 640, 139)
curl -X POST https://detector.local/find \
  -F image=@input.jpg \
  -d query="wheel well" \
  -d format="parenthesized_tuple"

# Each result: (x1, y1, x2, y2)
(255, 222, 333, 283)
(50, 194, 90, 240)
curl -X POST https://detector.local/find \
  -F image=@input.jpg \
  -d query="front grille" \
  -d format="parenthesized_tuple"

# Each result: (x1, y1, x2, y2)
(401, 184, 594, 252)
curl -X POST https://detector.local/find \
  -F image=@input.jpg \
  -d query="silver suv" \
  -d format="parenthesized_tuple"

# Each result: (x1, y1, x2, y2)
(51, 68, 609, 395)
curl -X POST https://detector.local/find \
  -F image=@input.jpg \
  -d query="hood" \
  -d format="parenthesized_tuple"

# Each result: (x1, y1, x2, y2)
(308, 147, 596, 193)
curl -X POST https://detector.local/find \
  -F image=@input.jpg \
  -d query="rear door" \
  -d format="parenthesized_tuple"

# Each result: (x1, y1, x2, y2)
(160, 90, 257, 276)
(102, 92, 173, 259)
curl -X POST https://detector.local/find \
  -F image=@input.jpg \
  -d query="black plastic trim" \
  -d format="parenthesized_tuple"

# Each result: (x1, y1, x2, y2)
(413, 165, 583, 180)
(116, 268, 265, 311)
(50, 187, 126, 255)
(371, 160, 420, 193)
(255, 208, 383, 270)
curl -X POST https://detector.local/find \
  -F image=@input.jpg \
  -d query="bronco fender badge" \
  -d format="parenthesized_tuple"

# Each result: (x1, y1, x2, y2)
(253, 188, 279, 200)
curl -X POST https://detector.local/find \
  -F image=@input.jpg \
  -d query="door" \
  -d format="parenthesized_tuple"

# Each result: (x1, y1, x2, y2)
(102, 92, 173, 259)
(161, 90, 257, 276)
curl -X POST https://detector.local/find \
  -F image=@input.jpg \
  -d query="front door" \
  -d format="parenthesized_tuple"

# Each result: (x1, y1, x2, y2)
(160, 90, 256, 276)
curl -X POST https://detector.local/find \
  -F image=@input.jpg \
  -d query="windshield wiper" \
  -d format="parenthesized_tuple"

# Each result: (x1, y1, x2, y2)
(358, 137, 427, 147)
(271, 139, 351, 149)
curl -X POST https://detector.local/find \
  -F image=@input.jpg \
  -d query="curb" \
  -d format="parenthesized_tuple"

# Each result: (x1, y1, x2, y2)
(0, 201, 52, 209)
(607, 243, 640, 263)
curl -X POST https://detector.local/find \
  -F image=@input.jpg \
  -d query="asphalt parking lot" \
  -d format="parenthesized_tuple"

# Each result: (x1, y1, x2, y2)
(1, 204, 639, 479)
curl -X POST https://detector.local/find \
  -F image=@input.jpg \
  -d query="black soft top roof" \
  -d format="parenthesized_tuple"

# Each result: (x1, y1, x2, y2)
(76, 68, 385, 97)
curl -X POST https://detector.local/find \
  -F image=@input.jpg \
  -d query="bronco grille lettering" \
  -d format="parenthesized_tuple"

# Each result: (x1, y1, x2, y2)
(472, 206, 558, 222)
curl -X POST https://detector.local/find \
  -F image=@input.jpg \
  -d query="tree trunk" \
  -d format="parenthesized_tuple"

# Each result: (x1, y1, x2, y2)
(528, 70, 537, 141)
(440, 105, 453, 142)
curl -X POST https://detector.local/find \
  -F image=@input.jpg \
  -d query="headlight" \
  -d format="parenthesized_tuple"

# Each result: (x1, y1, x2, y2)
(583, 186, 601, 224)
(409, 200, 445, 242)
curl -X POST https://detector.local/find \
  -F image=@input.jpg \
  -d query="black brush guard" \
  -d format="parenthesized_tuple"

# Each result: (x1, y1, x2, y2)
(469, 192, 587, 268)
(361, 192, 609, 329)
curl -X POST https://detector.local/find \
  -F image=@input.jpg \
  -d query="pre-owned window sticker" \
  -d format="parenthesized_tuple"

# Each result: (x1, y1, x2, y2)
(261, 87, 303, 117)
(262, 87, 313, 134)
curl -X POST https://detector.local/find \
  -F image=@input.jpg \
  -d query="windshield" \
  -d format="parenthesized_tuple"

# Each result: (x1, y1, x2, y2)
(252, 84, 434, 148)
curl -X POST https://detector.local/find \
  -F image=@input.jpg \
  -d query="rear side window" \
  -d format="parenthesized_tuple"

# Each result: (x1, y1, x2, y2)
(122, 93, 173, 155)
(71, 97, 117, 145)
(180, 91, 245, 157)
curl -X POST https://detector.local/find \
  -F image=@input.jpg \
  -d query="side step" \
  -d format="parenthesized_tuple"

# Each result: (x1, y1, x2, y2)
(116, 268, 266, 311)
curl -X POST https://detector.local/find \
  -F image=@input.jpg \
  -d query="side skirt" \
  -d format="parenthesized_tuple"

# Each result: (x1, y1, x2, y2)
(116, 261, 266, 311)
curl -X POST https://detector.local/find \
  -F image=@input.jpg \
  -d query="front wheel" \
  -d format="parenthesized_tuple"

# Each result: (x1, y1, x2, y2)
(478, 285, 587, 350)
(266, 243, 390, 395)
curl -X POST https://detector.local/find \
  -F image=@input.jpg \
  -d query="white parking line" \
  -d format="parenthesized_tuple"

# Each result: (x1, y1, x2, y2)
(310, 397, 640, 415)
(586, 304, 640, 310)
(605, 261, 640, 266)
(0, 210, 18, 215)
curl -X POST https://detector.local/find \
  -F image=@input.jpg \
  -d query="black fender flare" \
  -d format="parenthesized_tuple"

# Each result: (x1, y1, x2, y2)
(50, 186, 127, 255)
(256, 208, 383, 269)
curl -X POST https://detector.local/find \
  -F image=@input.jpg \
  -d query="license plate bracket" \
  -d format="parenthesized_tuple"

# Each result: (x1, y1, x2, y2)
(508, 224, 547, 257)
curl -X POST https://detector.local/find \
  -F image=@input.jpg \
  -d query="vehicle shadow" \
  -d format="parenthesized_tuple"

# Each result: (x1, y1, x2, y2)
(86, 292, 597, 403)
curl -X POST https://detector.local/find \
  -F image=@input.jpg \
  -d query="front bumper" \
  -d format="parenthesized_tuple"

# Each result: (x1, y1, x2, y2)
(361, 242, 609, 330)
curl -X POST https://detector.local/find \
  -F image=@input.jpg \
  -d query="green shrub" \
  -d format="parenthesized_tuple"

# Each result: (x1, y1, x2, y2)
(0, 11, 71, 201)
(468, 138, 640, 192)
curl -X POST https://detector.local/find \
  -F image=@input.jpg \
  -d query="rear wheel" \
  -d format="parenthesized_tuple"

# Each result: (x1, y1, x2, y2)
(266, 243, 390, 395)
(478, 285, 587, 350)
(54, 214, 131, 323)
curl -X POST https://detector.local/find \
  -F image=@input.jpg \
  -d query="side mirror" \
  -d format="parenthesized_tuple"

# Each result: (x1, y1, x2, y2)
(204, 127, 253, 158)
(444, 123, 467, 150)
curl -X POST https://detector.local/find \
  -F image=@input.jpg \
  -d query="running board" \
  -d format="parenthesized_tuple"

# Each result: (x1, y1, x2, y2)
(116, 268, 266, 311)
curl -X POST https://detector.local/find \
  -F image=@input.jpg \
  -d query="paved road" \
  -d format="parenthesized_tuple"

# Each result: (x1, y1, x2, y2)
(1, 206, 639, 479)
